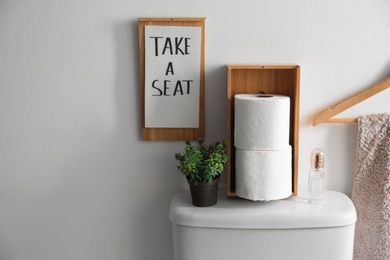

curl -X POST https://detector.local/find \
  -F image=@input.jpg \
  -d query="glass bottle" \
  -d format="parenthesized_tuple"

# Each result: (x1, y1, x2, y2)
(308, 148, 325, 204)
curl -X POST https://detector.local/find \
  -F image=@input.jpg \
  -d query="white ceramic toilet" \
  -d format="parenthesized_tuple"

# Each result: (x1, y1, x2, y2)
(169, 188, 356, 260)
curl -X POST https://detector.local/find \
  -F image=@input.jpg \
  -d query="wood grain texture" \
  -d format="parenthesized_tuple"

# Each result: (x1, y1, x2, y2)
(227, 64, 300, 196)
(138, 18, 206, 141)
(313, 75, 390, 126)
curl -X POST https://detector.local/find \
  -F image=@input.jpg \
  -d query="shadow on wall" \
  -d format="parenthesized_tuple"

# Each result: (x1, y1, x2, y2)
(325, 123, 357, 196)
(204, 65, 228, 141)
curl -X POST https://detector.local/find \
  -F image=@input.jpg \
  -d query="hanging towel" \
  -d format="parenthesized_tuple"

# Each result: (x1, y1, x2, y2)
(352, 113, 390, 260)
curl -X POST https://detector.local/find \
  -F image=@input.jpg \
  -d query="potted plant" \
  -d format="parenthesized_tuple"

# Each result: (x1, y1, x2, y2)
(175, 138, 227, 207)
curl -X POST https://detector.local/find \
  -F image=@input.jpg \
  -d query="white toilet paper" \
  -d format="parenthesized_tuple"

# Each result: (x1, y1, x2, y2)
(235, 146, 292, 201)
(234, 94, 290, 150)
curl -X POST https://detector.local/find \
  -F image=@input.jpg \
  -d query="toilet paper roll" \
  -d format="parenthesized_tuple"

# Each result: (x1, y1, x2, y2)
(235, 146, 292, 201)
(234, 94, 290, 150)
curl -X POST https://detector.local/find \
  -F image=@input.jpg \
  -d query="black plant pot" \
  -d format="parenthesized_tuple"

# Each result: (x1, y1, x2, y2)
(188, 177, 220, 207)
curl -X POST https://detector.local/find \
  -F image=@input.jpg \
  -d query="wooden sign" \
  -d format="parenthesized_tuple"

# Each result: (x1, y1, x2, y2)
(138, 18, 205, 141)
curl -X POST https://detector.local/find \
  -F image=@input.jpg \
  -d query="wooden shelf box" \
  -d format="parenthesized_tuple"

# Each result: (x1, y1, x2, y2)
(227, 64, 300, 196)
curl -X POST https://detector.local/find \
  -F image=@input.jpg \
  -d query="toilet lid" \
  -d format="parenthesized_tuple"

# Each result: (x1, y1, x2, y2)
(169, 189, 356, 229)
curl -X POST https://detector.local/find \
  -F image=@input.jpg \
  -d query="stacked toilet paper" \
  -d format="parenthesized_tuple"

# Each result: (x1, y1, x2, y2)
(234, 94, 292, 201)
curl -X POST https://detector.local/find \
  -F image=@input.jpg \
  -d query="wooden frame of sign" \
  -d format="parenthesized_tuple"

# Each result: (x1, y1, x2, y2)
(138, 17, 206, 141)
(227, 64, 300, 196)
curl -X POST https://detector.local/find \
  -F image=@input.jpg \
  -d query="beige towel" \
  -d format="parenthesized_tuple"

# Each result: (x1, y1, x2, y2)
(352, 113, 390, 260)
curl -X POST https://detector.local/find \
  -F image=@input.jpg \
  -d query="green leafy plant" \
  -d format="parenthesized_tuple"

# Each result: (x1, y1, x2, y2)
(174, 138, 227, 185)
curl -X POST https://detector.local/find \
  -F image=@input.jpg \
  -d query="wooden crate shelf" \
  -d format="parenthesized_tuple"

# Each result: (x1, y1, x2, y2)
(227, 64, 300, 196)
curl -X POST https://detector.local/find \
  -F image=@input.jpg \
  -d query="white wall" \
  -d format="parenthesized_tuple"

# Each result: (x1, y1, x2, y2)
(1, 0, 389, 259)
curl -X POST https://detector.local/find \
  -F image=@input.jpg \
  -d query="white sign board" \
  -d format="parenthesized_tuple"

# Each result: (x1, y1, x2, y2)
(144, 25, 201, 128)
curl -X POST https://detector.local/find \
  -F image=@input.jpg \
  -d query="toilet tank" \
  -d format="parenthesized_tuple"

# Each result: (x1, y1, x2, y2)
(169, 189, 356, 260)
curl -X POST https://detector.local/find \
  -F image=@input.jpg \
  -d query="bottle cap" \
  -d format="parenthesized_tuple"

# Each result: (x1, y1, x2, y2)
(311, 148, 325, 169)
